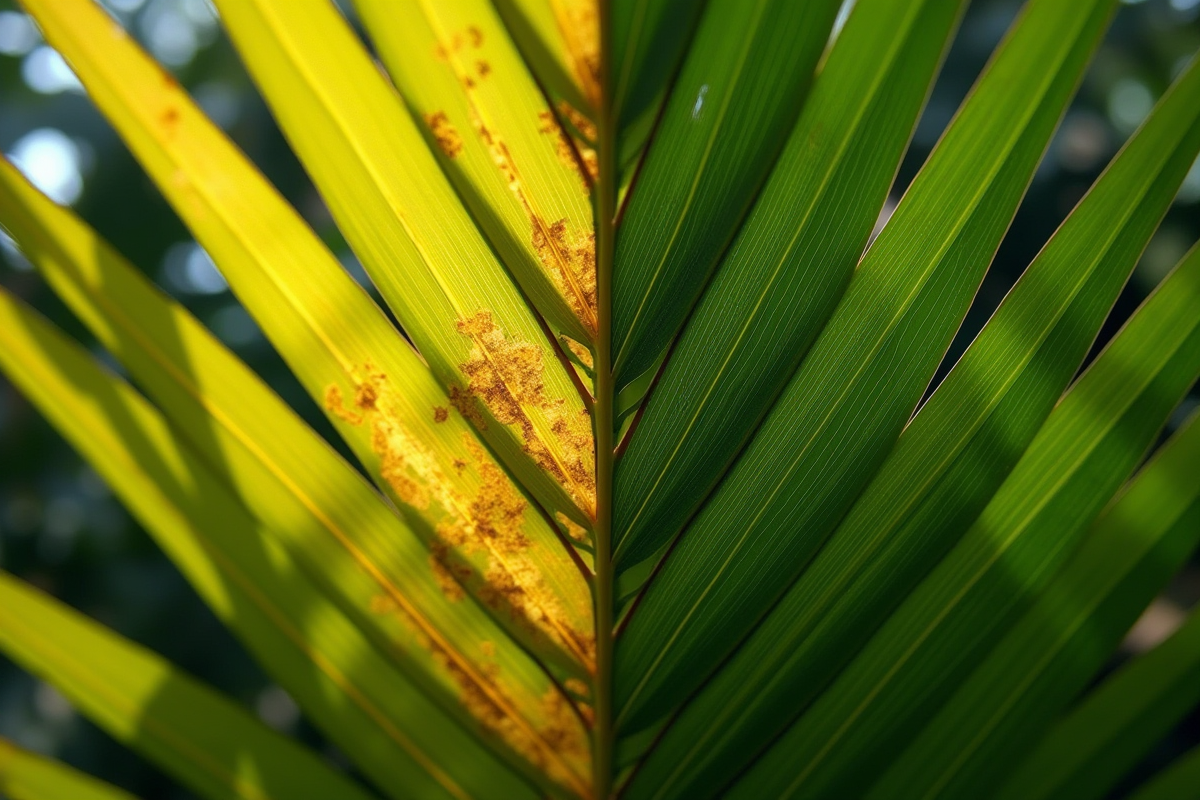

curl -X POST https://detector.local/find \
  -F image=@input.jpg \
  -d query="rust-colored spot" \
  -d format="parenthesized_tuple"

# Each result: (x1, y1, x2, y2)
(538, 110, 593, 194)
(455, 311, 596, 513)
(577, 142, 599, 184)
(424, 111, 464, 158)
(326, 370, 455, 512)
(430, 551, 466, 602)
(557, 100, 598, 142)
(453, 457, 468, 471)
(160, 106, 180, 132)
(434, 406, 450, 423)
(532, 218, 598, 328)
(449, 384, 487, 429)
(551, 0, 601, 107)
(325, 384, 363, 425)
(468, 26, 484, 48)
(555, 512, 590, 545)
(562, 338, 594, 370)
(539, 686, 591, 763)
(564, 678, 589, 698)
(476, 59, 492, 79)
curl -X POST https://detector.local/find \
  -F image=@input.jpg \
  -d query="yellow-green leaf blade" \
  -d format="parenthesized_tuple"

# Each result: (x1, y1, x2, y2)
(355, 0, 598, 344)
(0, 573, 383, 800)
(14, 0, 596, 679)
(212, 0, 597, 520)
(0, 161, 592, 794)
(0, 288, 551, 800)
(0, 739, 139, 800)
(492, 0, 597, 113)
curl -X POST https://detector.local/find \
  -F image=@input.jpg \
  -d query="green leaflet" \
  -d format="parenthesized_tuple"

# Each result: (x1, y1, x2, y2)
(0, 738, 139, 800)
(726, 227, 1200, 800)
(623, 47, 1200, 800)
(610, 0, 843, 386)
(611, 0, 706, 182)
(1129, 744, 1200, 800)
(868, 408, 1200, 798)
(612, 0, 965, 571)
(614, 0, 1115, 737)
(0, 289, 549, 800)
(0, 573, 384, 800)
(997, 592, 1200, 800)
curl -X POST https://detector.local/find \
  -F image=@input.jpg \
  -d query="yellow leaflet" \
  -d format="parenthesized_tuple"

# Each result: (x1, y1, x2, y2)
(492, 0, 596, 114)
(0, 739, 138, 800)
(17, 0, 595, 680)
(211, 0, 598, 522)
(0, 285, 589, 796)
(356, 0, 599, 345)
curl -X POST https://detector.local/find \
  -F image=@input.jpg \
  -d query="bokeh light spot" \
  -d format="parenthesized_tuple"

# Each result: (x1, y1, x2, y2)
(7, 128, 85, 205)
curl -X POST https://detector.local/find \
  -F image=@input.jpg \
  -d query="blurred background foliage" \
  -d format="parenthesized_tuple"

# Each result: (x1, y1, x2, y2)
(0, 0, 1197, 797)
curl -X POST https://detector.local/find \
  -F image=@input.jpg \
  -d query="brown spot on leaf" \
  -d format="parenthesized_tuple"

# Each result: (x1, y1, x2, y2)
(430, 552, 466, 602)
(476, 59, 491, 79)
(455, 311, 596, 513)
(434, 406, 449, 423)
(557, 100, 598, 142)
(325, 384, 363, 425)
(555, 512, 590, 545)
(538, 110, 593, 194)
(551, 0, 601, 107)
(562, 338, 594, 370)
(424, 111, 463, 158)
(468, 26, 484, 48)
(532, 218, 597, 329)
(449, 384, 488, 429)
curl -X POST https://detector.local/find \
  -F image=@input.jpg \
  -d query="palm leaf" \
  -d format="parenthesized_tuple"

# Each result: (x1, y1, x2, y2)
(620, 40, 1200, 800)
(997, 604, 1200, 800)
(0, 573, 384, 800)
(615, 0, 1116, 732)
(0, 0, 1198, 797)
(1, 738, 139, 800)
(0, 286, 566, 797)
